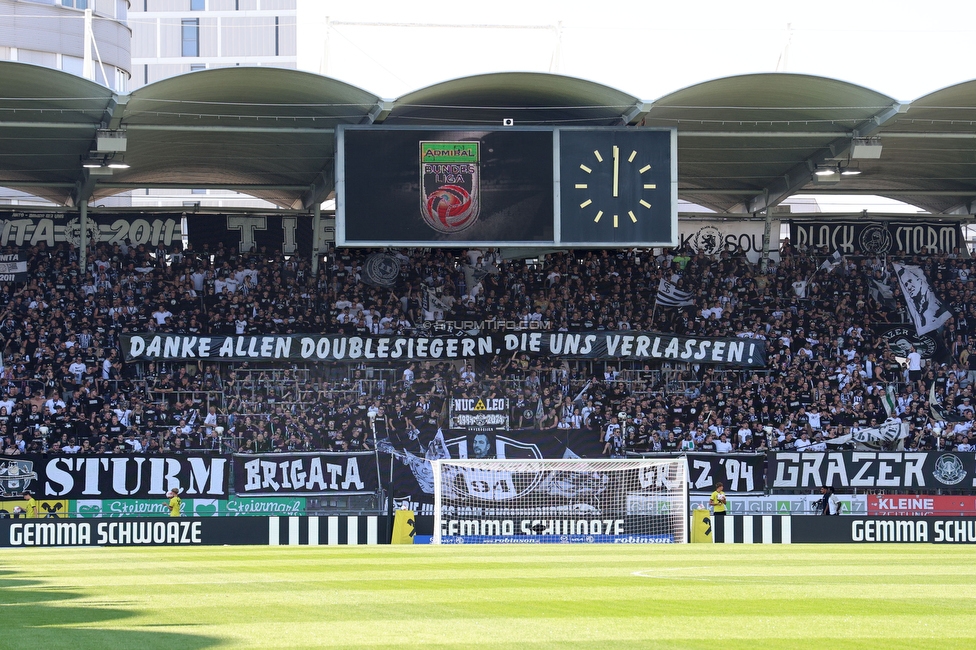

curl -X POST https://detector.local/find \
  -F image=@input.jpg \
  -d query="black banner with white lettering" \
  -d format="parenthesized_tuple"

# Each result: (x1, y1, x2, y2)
(0, 454, 230, 500)
(789, 220, 964, 256)
(639, 453, 765, 494)
(232, 452, 379, 496)
(714, 515, 976, 544)
(0, 211, 183, 248)
(767, 451, 976, 492)
(187, 215, 335, 256)
(789, 516, 976, 544)
(0, 517, 267, 547)
(121, 331, 767, 367)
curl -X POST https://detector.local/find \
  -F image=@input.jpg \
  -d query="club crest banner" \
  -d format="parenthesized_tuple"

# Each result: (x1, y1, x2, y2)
(679, 221, 780, 264)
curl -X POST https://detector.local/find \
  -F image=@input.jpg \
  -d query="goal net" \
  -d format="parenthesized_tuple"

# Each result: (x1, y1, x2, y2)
(432, 457, 687, 544)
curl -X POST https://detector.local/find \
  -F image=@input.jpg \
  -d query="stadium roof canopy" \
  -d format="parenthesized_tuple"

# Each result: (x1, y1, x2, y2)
(1, 60, 975, 216)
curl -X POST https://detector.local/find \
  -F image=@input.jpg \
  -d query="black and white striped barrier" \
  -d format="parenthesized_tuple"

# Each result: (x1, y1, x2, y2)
(713, 515, 792, 544)
(1, 516, 389, 547)
(268, 515, 383, 546)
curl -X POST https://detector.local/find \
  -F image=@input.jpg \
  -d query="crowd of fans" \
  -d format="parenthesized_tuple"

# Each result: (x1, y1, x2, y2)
(1, 235, 975, 459)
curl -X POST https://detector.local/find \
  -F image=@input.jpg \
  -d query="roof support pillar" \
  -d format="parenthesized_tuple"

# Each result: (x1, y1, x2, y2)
(760, 190, 772, 273)
(311, 202, 321, 281)
(79, 200, 88, 277)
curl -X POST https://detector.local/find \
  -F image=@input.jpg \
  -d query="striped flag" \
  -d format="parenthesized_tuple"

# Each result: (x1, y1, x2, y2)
(656, 279, 694, 308)
(881, 385, 897, 418)
(819, 250, 843, 272)
(868, 277, 896, 310)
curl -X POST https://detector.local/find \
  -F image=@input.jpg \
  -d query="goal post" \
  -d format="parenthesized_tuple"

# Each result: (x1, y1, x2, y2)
(432, 457, 688, 544)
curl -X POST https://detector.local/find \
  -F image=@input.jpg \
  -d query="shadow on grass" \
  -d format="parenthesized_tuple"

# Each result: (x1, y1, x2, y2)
(0, 572, 223, 650)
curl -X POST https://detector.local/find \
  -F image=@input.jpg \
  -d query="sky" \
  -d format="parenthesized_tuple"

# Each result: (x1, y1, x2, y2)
(297, 0, 976, 103)
(298, 0, 971, 213)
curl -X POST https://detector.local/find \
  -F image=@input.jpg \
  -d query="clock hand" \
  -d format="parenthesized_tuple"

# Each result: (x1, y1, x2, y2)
(612, 145, 619, 198)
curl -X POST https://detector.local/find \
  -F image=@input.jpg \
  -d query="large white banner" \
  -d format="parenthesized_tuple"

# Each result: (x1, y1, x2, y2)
(679, 220, 780, 264)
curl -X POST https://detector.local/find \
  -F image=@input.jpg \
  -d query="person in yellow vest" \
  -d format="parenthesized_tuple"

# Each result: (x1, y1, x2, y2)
(22, 491, 39, 518)
(166, 488, 182, 517)
(709, 482, 727, 518)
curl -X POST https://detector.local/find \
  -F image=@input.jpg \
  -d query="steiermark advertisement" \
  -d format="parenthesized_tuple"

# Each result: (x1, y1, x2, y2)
(72, 496, 306, 518)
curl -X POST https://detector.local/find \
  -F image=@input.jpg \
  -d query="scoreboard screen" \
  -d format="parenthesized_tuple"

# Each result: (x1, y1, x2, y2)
(336, 126, 676, 248)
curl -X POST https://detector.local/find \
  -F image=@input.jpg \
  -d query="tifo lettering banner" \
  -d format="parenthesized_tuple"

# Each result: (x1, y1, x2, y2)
(0, 211, 183, 248)
(186, 215, 335, 256)
(121, 332, 767, 367)
(232, 452, 379, 496)
(0, 252, 28, 282)
(768, 451, 976, 491)
(641, 453, 765, 494)
(789, 220, 964, 256)
(0, 454, 229, 500)
(679, 221, 780, 264)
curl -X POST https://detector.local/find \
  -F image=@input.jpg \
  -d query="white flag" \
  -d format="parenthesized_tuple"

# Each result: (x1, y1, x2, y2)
(826, 419, 908, 451)
(893, 263, 952, 335)
(819, 250, 843, 272)
(868, 277, 896, 309)
(656, 279, 694, 308)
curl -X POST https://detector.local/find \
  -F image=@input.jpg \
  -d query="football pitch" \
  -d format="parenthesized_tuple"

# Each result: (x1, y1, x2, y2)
(3, 544, 975, 649)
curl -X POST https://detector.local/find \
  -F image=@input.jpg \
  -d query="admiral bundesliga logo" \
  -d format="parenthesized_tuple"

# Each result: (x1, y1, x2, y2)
(420, 141, 480, 233)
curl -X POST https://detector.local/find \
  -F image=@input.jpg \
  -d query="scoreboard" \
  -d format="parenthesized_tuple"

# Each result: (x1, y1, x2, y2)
(336, 126, 677, 248)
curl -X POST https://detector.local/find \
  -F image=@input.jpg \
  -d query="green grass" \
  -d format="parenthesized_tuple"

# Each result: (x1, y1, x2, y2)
(3, 544, 976, 649)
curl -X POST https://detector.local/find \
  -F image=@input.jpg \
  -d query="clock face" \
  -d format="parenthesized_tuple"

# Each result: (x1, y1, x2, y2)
(559, 129, 675, 245)
(575, 144, 655, 229)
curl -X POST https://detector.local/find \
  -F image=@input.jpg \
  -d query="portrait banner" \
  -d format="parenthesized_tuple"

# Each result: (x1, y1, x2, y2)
(893, 263, 952, 335)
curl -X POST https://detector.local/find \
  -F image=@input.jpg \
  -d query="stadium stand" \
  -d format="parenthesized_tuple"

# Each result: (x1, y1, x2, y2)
(0, 237, 973, 459)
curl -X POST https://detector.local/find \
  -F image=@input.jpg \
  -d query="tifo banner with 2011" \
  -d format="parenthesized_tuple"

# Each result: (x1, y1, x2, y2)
(0, 253, 28, 282)
(767, 451, 976, 490)
(121, 332, 767, 367)
(0, 211, 183, 248)
(232, 452, 379, 497)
